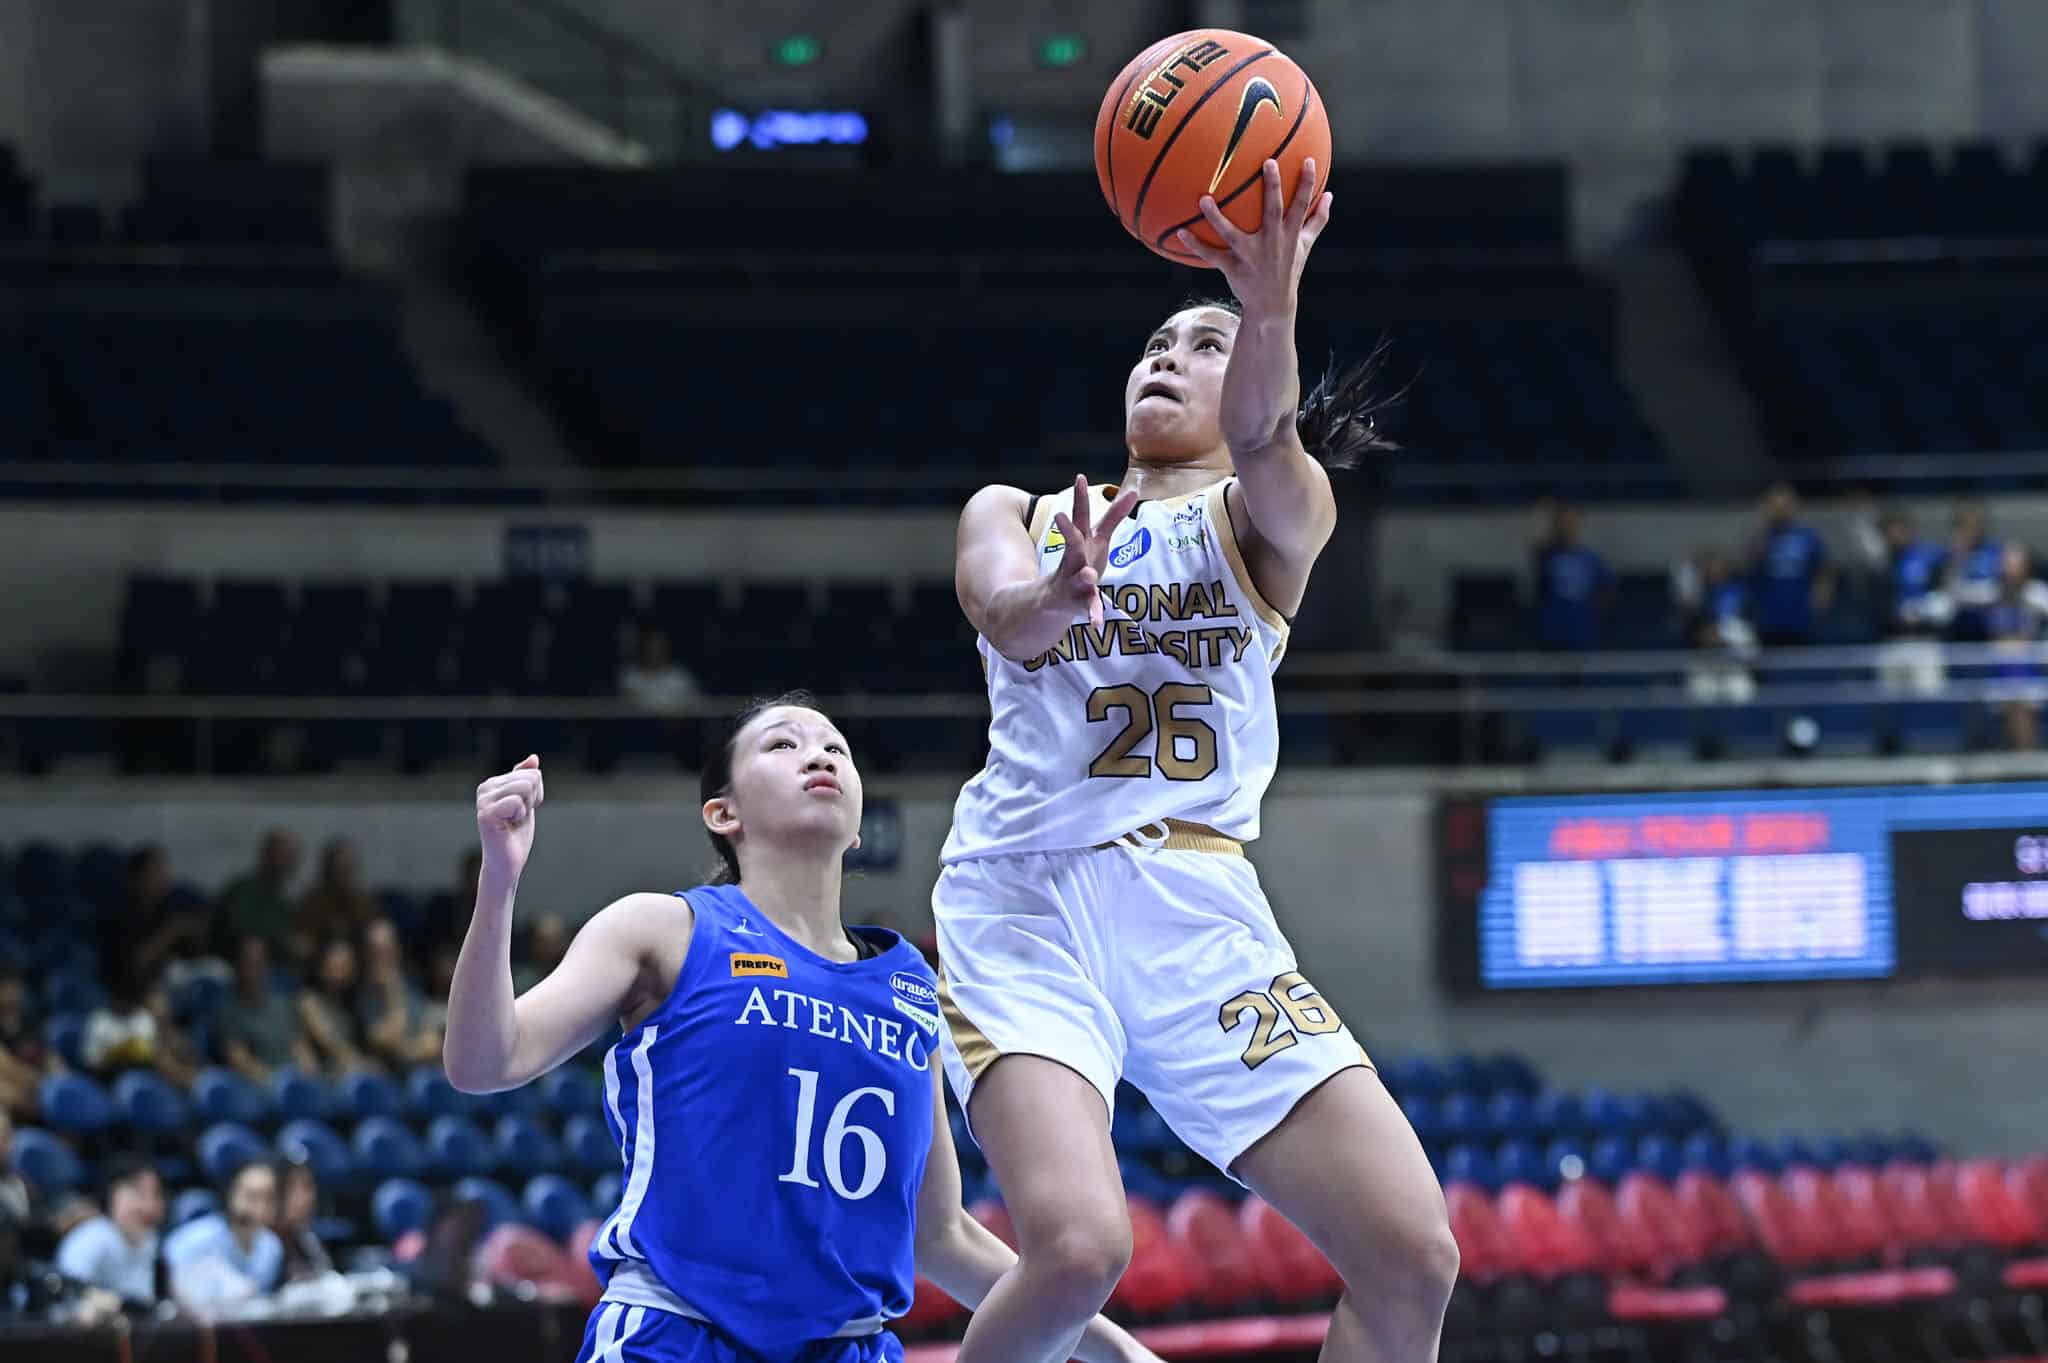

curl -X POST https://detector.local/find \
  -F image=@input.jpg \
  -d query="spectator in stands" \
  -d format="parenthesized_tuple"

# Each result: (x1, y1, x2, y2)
(213, 829, 301, 964)
(164, 1157, 282, 1317)
(619, 626, 700, 712)
(1530, 499, 1610, 651)
(53, 1155, 162, 1310)
(511, 913, 568, 994)
(0, 968, 46, 1116)
(420, 940, 459, 1037)
(216, 936, 317, 1084)
(1675, 548, 1757, 702)
(1945, 502, 2006, 642)
(1746, 482, 1832, 646)
(358, 918, 442, 1068)
(81, 975, 200, 1088)
(1987, 544, 2048, 751)
(276, 1160, 331, 1283)
(297, 938, 375, 1076)
(1854, 504, 1952, 695)
(96, 846, 208, 1006)
(296, 839, 376, 950)
(0, 1110, 33, 1228)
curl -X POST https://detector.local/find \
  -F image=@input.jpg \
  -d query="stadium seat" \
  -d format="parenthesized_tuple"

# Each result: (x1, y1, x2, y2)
(191, 1067, 269, 1127)
(171, 1188, 218, 1228)
(1673, 1171, 1754, 1261)
(42, 1013, 86, 1070)
(1444, 1181, 1515, 1284)
(1615, 1173, 1710, 1279)
(337, 1070, 403, 1120)
(196, 1121, 269, 1185)
(1497, 1184, 1602, 1281)
(426, 1115, 495, 1177)
(351, 1118, 426, 1184)
(1558, 1178, 1662, 1280)
(492, 1114, 564, 1176)
(561, 1114, 616, 1175)
(1111, 1198, 1201, 1319)
(538, 1068, 601, 1117)
(1239, 1196, 1341, 1306)
(270, 1068, 331, 1123)
(591, 1172, 622, 1214)
(1166, 1189, 1262, 1313)
(1956, 1159, 2042, 1252)
(1495, 1140, 1549, 1191)
(521, 1173, 593, 1241)
(277, 1118, 353, 1187)
(37, 1072, 113, 1135)
(406, 1065, 477, 1120)
(112, 1070, 189, 1134)
(1443, 1143, 1499, 1192)
(373, 1177, 435, 1240)
(453, 1176, 520, 1231)
(11, 1127, 84, 1193)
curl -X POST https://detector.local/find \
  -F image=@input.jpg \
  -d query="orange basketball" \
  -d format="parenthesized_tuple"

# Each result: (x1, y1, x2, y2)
(1094, 29, 1332, 267)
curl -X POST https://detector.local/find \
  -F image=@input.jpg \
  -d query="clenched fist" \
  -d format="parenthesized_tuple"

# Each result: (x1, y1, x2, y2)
(476, 754, 544, 876)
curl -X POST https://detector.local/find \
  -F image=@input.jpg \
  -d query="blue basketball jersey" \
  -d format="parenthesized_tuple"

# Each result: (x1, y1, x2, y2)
(588, 884, 939, 1363)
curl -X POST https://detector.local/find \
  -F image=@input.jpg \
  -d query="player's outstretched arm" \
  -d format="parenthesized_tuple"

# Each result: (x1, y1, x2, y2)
(957, 476, 1138, 661)
(911, 1070, 1158, 1363)
(444, 755, 680, 1092)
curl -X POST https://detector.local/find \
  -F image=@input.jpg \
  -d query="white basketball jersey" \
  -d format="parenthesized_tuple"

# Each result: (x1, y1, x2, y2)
(942, 478, 1291, 863)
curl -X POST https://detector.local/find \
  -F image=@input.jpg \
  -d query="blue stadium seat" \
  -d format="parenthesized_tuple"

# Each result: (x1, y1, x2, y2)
(1772, 1134, 1819, 1171)
(1496, 1140, 1548, 1190)
(491, 1114, 563, 1176)
(538, 1068, 601, 1118)
(351, 1116, 427, 1181)
(1480, 1053, 1542, 1095)
(1727, 1134, 1780, 1173)
(1845, 1132, 1894, 1167)
(196, 1122, 269, 1185)
(1808, 1134, 1850, 1172)
(1636, 1135, 1683, 1182)
(1588, 1136, 1635, 1184)
(1487, 1091, 1538, 1141)
(405, 1065, 478, 1120)
(277, 1119, 353, 1186)
(42, 1013, 86, 1069)
(1380, 1055, 1447, 1099)
(521, 1174, 593, 1241)
(560, 1114, 615, 1175)
(191, 1068, 268, 1127)
(1663, 1090, 1717, 1133)
(1894, 1131, 1938, 1164)
(591, 1172, 622, 1213)
(1680, 1131, 1731, 1178)
(111, 1070, 189, 1134)
(1531, 1090, 1585, 1139)
(426, 1116, 494, 1177)
(451, 1176, 519, 1231)
(372, 1177, 435, 1240)
(171, 1188, 218, 1229)
(42, 972, 103, 1017)
(337, 1071, 403, 1121)
(1442, 1143, 1499, 1192)
(269, 1068, 331, 1123)
(38, 1072, 113, 1135)
(1544, 1138, 1590, 1186)
(11, 1128, 84, 1193)
(1439, 1091, 1490, 1144)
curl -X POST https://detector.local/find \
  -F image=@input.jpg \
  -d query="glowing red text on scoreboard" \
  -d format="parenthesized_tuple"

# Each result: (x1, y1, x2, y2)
(1547, 812, 1832, 859)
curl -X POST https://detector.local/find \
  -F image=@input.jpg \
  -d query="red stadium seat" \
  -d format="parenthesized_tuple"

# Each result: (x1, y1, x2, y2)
(1497, 1184, 1602, 1281)
(1167, 1190, 1263, 1312)
(1673, 1171, 1753, 1260)
(1731, 1170, 1827, 1269)
(1785, 1167, 1886, 1263)
(968, 1199, 1016, 1250)
(1558, 1179, 1663, 1280)
(2010, 1157, 2048, 1230)
(1445, 1182, 1515, 1285)
(900, 1276, 968, 1336)
(1868, 1164, 1959, 1258)
(1957, 1160, 2041, 1252)
(1239, 1196, 1341, 1305)
(1112, 1197, 1201, 1319)
(1615, 1173, 1710, 1277)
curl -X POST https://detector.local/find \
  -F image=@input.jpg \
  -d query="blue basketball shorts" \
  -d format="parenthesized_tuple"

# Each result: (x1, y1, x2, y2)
(575, 1304, 904, 1363)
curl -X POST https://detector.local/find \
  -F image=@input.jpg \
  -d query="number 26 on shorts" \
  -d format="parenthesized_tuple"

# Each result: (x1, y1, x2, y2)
(1218, 970, 1343, 1070)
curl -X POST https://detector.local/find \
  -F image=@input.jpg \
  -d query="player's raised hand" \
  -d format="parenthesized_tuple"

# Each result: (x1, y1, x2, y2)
(1047, 475, 1139, 629)
(476, 754, 543, 876)
(1174, 157, 1331, 317)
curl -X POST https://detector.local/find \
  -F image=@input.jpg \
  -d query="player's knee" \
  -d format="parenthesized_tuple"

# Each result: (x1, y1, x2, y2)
(1372, 1209, 1461, 1307)
(1021, 1219, 1133, 1316)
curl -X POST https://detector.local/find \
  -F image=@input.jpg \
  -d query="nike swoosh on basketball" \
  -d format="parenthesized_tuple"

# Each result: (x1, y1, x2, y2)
(1208, 78, 1284, 195)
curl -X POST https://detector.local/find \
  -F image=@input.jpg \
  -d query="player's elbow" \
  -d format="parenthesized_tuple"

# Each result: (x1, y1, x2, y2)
(442, 1041, 512, 1095)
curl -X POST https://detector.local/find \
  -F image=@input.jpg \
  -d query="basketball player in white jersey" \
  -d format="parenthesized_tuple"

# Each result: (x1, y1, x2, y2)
(937, 160, 1459, 1363)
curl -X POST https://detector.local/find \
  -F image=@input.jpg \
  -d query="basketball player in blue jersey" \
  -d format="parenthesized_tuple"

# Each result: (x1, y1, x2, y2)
(940, 161, 1461, 1363)
(443, 694, 1159, 1363)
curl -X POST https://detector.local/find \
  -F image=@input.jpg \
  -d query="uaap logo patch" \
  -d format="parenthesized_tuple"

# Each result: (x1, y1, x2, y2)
(1109, 527, 1153, 570)
(890, 971, 941, 1036)
(730, 953, 788, 978)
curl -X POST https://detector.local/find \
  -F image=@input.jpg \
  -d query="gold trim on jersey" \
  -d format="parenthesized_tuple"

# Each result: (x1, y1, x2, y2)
(1095, 818, 1245, 857)
(936, 966, 1002, 1081)
(1206, 481, 1290, 635)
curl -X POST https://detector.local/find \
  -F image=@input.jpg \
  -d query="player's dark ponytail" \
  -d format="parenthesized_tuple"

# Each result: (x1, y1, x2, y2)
(700, 689, 821, 885)
(1183, 295, 1399, 470)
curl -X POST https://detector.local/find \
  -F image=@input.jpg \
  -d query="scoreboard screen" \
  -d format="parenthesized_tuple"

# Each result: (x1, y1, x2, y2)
(1437, 782, 2048, 990)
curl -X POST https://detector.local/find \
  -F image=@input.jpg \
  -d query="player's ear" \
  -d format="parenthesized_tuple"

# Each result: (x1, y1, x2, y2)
(703, 796, 739, 839)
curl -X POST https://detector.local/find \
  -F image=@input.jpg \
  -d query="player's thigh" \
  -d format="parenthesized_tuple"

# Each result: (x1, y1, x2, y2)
(576, 1304, 734, 1363)
(1114, 852, 1368, 1175)
(1233, 1065, 1458, 1292)
(966, 1052, 1131, 1273)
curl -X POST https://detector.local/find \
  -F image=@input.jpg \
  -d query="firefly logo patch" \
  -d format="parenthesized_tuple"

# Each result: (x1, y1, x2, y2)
(731, 953, 788, 978)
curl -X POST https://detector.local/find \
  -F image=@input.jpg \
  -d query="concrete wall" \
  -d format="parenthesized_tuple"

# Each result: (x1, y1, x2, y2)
(6, 770, 2040, 1155)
